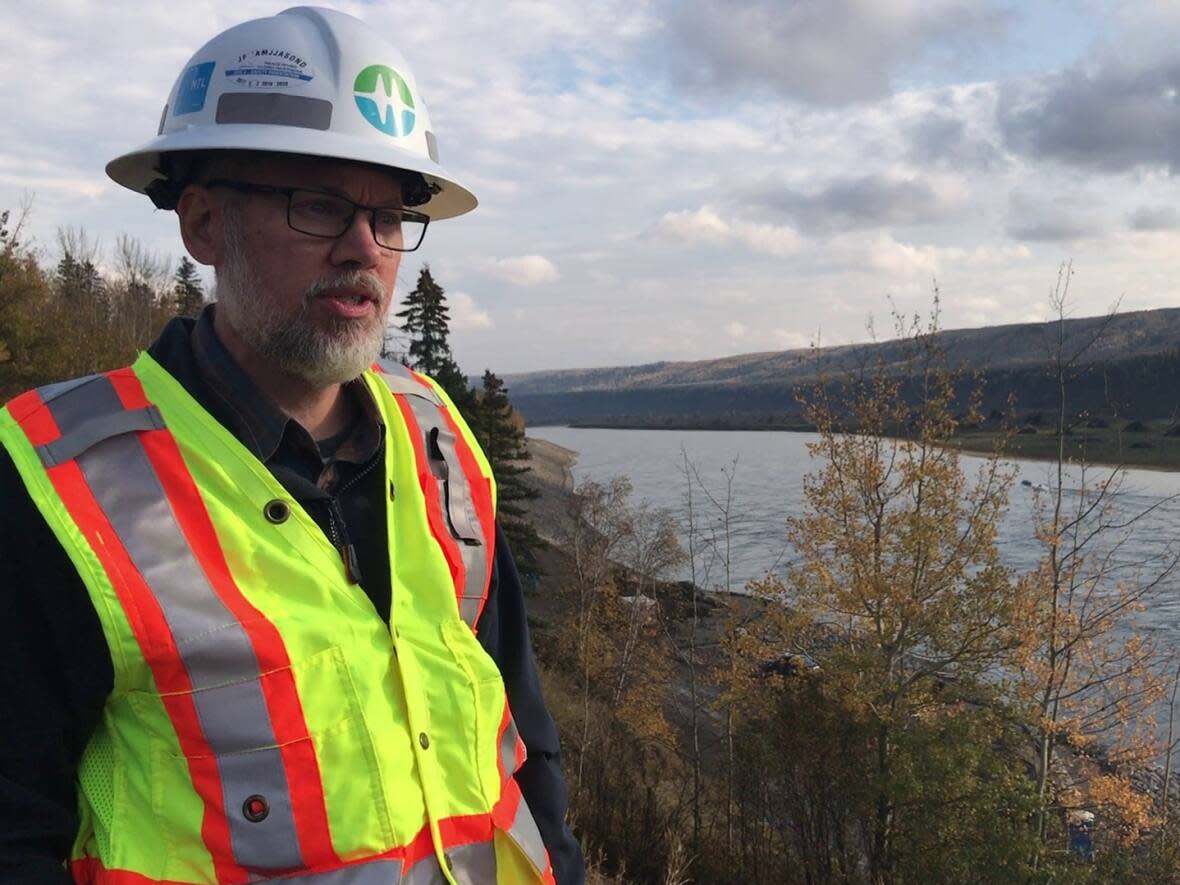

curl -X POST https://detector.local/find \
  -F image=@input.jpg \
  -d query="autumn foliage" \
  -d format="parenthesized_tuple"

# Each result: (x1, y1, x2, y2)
(528, 300, 1179, 884)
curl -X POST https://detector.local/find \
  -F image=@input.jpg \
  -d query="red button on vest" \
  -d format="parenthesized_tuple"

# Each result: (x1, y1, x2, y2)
(243, 795, 269, 822)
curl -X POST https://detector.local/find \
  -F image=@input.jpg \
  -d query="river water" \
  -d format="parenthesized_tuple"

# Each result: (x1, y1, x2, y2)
(529, 426, 1180, 649)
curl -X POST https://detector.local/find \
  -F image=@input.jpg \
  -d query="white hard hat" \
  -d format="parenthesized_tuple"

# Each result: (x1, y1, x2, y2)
(106, 6, 476, 219)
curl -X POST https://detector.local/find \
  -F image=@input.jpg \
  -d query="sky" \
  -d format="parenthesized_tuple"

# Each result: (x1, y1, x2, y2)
(4, 1, 1180, 373)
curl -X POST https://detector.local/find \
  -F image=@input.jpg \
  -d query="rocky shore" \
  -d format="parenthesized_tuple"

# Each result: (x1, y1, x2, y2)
(521, 436, 579, 544)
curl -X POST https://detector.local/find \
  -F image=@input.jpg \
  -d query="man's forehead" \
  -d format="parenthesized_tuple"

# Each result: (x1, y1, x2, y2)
(217, 151, 405, 199)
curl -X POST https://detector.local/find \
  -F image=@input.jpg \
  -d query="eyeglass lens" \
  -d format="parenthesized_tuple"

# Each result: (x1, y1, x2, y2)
(288, 190, 425, 251)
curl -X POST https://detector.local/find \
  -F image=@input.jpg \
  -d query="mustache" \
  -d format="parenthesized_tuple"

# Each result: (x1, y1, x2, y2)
(303, 269, 388, 303)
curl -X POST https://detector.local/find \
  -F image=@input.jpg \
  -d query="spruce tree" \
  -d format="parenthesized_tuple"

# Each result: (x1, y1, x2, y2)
(474, 369, 543, 565)
(173, 256, 205, 317)
(396, 266, 451, 374)
(55, 253, 105, 305)
(395, 265, 473, 414)
(54, 229, 106, 308)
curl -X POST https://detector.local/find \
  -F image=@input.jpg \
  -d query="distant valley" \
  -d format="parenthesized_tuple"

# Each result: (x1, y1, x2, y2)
(505, 307, 1180, 466)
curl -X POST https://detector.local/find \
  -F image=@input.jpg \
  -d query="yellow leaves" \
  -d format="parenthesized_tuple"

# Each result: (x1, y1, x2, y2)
(787, 321, 1020, 723)
(1067, 773, 1156, 846)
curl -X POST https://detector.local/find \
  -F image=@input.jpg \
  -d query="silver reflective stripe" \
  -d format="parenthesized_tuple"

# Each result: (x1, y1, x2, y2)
(216, 92, 333, 130)
(447, 841, 497, 882)
(402, 395, 489, 629)
(500, 716, 522, 778)
(37, 405, 165, 467)
(37, 373, 100, 405)
(37, 375, 303, 872)
(430, 426, 482, 543)
(401, 843, 496, 885)
(401, 856, 449, 885)
(507, 795, 549, 874)
(376, 361, 444, 405)
(281, 858, 404, 882)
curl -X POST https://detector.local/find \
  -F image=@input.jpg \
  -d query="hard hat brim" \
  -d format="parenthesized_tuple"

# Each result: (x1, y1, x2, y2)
(106, 125, 478, 220)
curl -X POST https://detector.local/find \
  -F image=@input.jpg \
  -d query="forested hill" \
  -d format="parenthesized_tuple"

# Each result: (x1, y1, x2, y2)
(506, 307, 1180, 427)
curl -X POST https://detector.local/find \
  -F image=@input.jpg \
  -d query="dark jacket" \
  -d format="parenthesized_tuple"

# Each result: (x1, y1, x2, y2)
(0, 312, 584, 884)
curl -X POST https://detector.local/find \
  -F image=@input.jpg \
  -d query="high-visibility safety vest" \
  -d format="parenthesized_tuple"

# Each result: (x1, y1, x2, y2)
(0, 353, 556, 885)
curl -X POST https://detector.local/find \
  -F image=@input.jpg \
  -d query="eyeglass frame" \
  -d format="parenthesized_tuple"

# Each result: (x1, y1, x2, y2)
(203, 178, 431, 252)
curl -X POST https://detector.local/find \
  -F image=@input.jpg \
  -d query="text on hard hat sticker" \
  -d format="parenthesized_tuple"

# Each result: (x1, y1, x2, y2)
(226, 49, 316, 90)
(176, 62, 216, 116)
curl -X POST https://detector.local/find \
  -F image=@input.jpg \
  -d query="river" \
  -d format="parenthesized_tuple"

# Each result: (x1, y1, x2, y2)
(528, 426, 1180, 648)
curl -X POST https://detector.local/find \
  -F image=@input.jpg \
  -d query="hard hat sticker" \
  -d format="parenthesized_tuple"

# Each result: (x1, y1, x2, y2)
(175, 62, 216, 116)
(354, 65, 416, 138)
(225, 49, 315, 90)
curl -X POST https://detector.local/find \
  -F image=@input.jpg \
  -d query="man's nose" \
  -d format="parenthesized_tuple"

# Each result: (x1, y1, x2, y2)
(330, 209, 384, 268)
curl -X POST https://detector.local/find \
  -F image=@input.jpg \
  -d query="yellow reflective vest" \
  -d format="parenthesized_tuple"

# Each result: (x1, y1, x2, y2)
(0, 353, 554, 885)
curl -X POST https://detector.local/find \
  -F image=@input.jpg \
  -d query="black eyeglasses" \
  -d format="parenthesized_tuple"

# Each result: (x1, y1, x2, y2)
(205, 179, 430, 252)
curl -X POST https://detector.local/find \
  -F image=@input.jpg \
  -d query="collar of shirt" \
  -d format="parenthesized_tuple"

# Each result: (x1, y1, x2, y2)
(188, 305, 383, 489)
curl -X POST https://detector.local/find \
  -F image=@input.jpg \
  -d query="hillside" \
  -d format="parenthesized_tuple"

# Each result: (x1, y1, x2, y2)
(506, 307, 1180, 430)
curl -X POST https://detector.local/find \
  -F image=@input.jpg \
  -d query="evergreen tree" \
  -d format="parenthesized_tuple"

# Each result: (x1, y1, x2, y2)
(474, 369, 544, 564)
(54, 228, 106, 308)
(173, 256, 205, 317)
(54, 252, 105, 305)
(395, 265, 452, 375)
(395, 265, 473, 413)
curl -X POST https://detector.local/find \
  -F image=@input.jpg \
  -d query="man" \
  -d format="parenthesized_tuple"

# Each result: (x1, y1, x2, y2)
(0, 7, 583, 884)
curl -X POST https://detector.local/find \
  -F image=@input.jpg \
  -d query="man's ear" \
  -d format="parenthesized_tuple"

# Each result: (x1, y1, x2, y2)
(176, 185, 224, 267)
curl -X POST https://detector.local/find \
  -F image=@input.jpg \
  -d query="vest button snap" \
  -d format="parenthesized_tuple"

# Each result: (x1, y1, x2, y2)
(243, 794, 269, 822)
(264, 499, 290, 524)
(419, 732, 430, 749)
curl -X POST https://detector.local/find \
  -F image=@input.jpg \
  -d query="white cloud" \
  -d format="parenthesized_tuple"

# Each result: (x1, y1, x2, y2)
(650, 206, 730, 240)
(480, 255, 561, 286)
(449, 291, 494, 330)
(726, 321, 747, 339)
(650, 0, 1009, 105)
(648, 206, 801, 256)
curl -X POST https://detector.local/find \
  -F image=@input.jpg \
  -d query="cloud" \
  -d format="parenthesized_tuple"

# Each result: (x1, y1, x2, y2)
(752, 173, 968, 232)
(1007, 217, 1098, 243)
(1006, 193, 1105, 242)
(448, 291, 494, 330)
(647, 206, 801, 256)
(480, 255, 560, 285)
(998, 56, 1180, 174)
(1127, 205, 1180, 231)
(903, 90, 1007, 172)
(651, 0, 1008, 105)
(726, 321, 747, 339)
(831, 233, 1031, 278)
(773, 329, 811, 349)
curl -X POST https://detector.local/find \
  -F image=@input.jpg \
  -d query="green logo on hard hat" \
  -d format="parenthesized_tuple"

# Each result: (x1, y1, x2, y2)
(354, 65, 416, 137)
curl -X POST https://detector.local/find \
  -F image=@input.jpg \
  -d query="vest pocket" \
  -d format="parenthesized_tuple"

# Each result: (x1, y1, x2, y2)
(145, 646, 389, 878)
(439, 619, 514, 804)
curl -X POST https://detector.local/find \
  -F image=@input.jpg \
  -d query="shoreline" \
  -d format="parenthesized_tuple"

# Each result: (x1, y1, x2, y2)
(531, 423, 1180, 473)
(520, 437, 579, 544)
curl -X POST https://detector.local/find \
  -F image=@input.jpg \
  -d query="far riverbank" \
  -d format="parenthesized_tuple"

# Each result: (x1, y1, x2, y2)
(552, 420, 1180, 472)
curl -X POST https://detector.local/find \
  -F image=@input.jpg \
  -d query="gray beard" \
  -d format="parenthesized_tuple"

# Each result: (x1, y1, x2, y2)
(214, 209, 390, 387)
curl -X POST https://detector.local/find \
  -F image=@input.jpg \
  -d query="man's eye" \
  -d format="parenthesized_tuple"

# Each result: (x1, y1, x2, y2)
(375, 210, 403, 227)
(294, 198, 349, 218)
